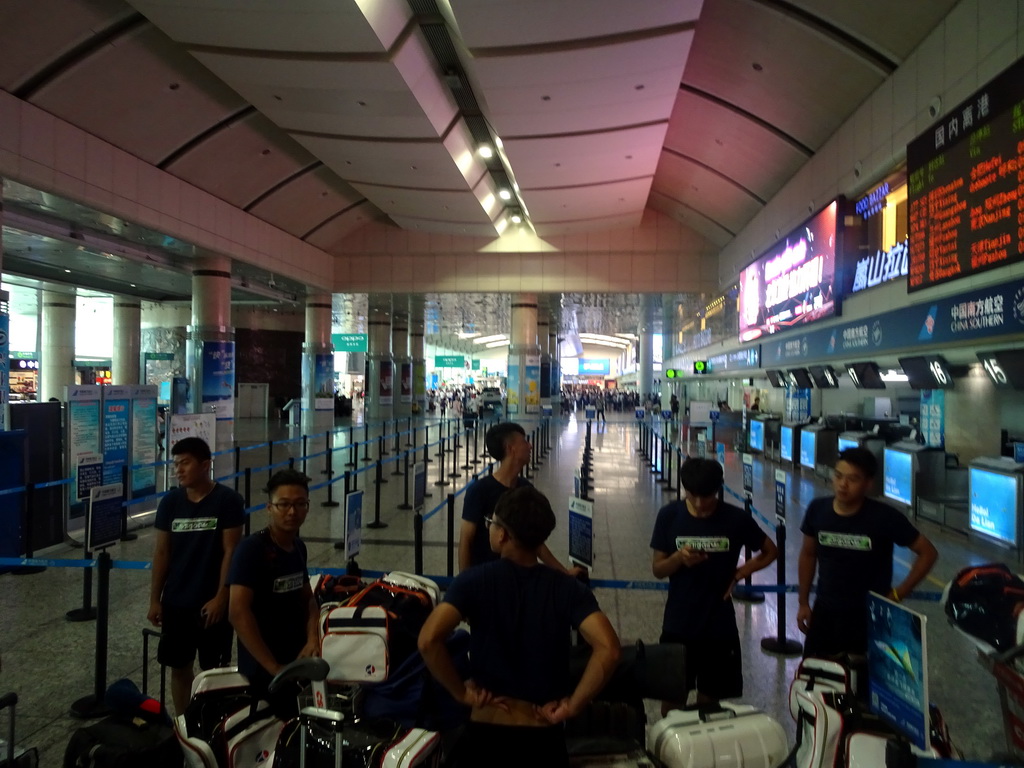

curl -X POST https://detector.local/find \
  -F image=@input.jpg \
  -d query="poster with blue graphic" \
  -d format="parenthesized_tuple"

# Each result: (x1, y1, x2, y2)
(969, 466, 1020, 546)
(102, 386, 132, 485)
(344, 489, 364, 561)
(87, 483, 124, 552)
(202, 340, 235, 420)
(883, 448, 914, 506)
(0, 312, 9, 431)
(742, 452, 754, 493)
(867, 592, 929, 750)
(568, 495, 593, 568)
(524, 355, 540, 414)
(315, 353, 334, 410)
(507, 363, 520, 414)
(919, 390, 945, 448)
(131, 386, 158, 498)
(67, 386, 103, 525)
(716, 442, 727, 467)
(780, 425, 793, 462)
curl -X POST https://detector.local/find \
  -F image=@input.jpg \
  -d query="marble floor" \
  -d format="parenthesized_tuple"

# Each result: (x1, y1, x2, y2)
(0, 411, 1016, 764)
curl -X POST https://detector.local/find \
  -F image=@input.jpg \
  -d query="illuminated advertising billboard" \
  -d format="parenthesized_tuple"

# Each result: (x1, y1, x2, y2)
(739, 201, 840, 341)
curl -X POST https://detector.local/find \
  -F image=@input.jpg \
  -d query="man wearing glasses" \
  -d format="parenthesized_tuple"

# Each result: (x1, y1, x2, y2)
(459, 422, 578, 575)
(797, 447, 937, 657)
(148, 437, 244, 713)
(420, 487, 621, 768)
(228, 469, 320, 695)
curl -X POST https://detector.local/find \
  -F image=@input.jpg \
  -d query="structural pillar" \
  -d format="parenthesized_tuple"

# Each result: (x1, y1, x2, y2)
(186, 255, 234, 447)
(302, 293, 334, 430)
(410, 318, 426, 416)
(41, 291, 76, 402)
(638, 295, 655, 401)
(112, 298, 141, 385)
(392, 315, 411, 418)
(366, 308, 393, 421)
(0, 200, 8, 430)
(507, 293, 540, 416)
(538, 316, 551, 412)
(550, 328, 561, 403)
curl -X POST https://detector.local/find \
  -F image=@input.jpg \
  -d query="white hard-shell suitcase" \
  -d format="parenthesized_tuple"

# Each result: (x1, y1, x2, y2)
(570, 751, 655, 767)
(646, 702, 788, 768)
(380, 728, 441, 767)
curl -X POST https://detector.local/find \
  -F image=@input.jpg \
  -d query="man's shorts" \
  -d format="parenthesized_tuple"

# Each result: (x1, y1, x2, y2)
(157, 604, 233, 670)
(455, 721, 568, 768)
(802, 601, 868, 658)
(659, 631, 743, 701)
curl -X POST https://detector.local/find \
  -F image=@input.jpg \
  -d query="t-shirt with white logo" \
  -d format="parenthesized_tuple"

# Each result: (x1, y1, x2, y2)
(650, 499, 770, 638)
(800, 496, 920, 609)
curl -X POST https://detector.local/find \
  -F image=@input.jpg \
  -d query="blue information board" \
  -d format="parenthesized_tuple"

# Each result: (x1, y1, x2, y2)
(86, 483, 124, 552)
(716, 442, 726, 467)
(775, 469, 787, 522)
(800, 430, 816, 469)
(867, 592, 929, 751)
(568, 496, 593, 569)
(780, 425, 793, 462)
(749, 420, 764, 452)
(102, 386, 132, 485)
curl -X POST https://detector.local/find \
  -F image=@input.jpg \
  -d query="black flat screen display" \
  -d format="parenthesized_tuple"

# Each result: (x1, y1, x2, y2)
(808, 365, 841, 388)
(766, 369, 789, 388)
(978, 350, 1024, 389)
(907, 56, 1024, 292)
(898, 355, 955, 390)
(847, 361, 886, 389)
(788, 368, 815, 389)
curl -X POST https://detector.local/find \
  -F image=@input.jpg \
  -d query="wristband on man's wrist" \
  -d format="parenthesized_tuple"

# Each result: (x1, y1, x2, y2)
(891, 587, 901, 602)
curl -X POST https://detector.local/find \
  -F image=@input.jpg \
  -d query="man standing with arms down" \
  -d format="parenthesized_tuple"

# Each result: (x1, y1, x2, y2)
(420, 487, 621, 768)
(149, 437, 245, 713)
(797, 447, 938, 657)
(459, 421, 579, 575)
(650, 457, 777, 711)
(228, 469, 320, 696)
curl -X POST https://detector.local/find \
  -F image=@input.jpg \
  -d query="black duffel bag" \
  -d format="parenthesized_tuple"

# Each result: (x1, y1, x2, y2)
(63, 715, 181, 768)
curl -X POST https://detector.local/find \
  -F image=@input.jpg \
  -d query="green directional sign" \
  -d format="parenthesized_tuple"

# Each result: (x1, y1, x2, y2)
(472, 359, 481, 370)
(143, 352, 175, 361)
(331, 333, 368, 352)
(435, 355, 465, 368)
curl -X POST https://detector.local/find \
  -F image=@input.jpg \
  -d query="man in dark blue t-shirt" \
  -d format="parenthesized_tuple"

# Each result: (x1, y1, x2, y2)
(459, 422, 578, 576)
(798, 447, 937, 657)
(228, 469, 319, 695)
(421, 486, 621, 768)
(149, 437, 245, 713)
(650, 457, 776, 710)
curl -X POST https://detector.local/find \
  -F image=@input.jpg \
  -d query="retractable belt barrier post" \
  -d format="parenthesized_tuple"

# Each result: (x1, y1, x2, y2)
(392, 424, 401, 465)
(435, 435, 449, 488)
(406, 416, 414, 447)
(234, 446, 242, 491)
(397, 448, 412, 511)
(322, 434, 339, 509)
(461, 425, 472, 471)
(380, 421, 390, 457)
(733, 454, 765, 604)
(70, 550, 113, 719)
(413, 511, 424, 576)
(321, 431, 331, 475)
(445, 419, 455, 454)
(120, 465, 137, 542)
(302, 435, 308, 475)
(676, 447, 683, 500)
(532, 427, 540, 470)
(362, 424, 372, 463)
(346, 426, 357, 468)
(368, 460, 387, 530)
(761, 468, 803, 655)
(268, 441, 275, 484)
(471, 420, 481, 465)
(141, 627, 167, 707)
(332, 472, 353, 551)
(244, 468, 252, 535)
(449, 429, 462, 479)
(447, 493, 456, 577)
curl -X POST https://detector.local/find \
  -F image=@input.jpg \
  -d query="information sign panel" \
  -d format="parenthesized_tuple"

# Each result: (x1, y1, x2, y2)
(67, 385, 103, 528)
(568, 495, 594, 569)
(742, 452, 754, 493)
(131, 386, 158, 497)
(867, 593, 929, 751)
(86, 483, 123, 552)
(716, 442, 726, 467)
(344, 489, 364, 561)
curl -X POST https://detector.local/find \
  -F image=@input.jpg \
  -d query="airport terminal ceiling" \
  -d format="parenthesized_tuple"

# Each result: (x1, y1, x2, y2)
(0, 0, 961, 331)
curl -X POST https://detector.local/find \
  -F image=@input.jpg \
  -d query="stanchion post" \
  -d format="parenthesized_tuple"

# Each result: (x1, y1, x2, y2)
(732, 481, 766, 604)
(346, 426, 356, 468)
(362, 424, 372, 463)
(448, 430, 462, 478)
(393, 425, 401, 459)
(244, 468, 252, 535)
(447, 493, 456, 577)
(471, 420, 481, 465)
(676, 448, 683, 500)
(66, 543, 97, 622)
(70, 550, 112, 719)
(406, 416, 414, 447)
(302, 435, 309, 475)
(461, 424, 472, 470)
(398, 449, 412, 510)
(119, 466, 137, 542)
(332, 472, 352, 551)
(234, 446, 242, 492)
(434, 436, 449, 487)
(268, 440, 275, 486)
(322, 431, 331, 475)
(368, 461, 388, 529)
(414, 512, 424, 575)
(761, 469, 803, 655)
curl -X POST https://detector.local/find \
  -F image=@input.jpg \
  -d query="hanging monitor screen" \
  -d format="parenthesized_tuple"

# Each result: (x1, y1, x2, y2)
(766, 369, 789, 388)
(847, 361, 886, 389)
(977, 350, 1024, 390)
(738, 201, 839, 341)
(808, 365, 841, 389)
(787, 368, 815, 389)
(907, 56, 1024, 292)
(898, 356, 955, 390)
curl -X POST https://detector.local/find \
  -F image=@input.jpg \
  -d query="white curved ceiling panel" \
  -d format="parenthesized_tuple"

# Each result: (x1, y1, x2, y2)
(653, 151, 761, 235)
(350, 183, 495, 226)
(164, 113, 318, 208)
(31, 24, 247, 165)
(129, 0, 409, 53)
(249, 166, 364, 238)
(447, 0, 702, 48)
(525, 177, 652, 225)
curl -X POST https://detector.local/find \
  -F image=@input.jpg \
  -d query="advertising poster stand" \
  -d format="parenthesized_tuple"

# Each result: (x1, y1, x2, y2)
(65, 385, 103, 538)
(568, 495, 594, 570)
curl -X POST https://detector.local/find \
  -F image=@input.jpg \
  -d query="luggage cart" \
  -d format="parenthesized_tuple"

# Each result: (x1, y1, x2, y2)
(979, 644, 1024, 763)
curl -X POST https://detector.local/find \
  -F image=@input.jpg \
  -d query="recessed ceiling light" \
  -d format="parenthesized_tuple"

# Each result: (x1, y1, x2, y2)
(130, 283, 136, 288)
(541, 95, 551, 101)
(64, 269, 71, 273)
(261, 149, 270, 156)
(168, 83, 180, 91)
(357, 100, 366, 106)
(635, 84, 645, 90)
(499, 189, 512, 200)
(511, 214, 522, 224)
(752, 62, 763, 72)
(478, 145, 494, 159)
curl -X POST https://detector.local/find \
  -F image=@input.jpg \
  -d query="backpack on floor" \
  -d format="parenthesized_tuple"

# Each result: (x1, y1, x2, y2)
(944, 563, 1024, 651)
(63, 715, 182, 768)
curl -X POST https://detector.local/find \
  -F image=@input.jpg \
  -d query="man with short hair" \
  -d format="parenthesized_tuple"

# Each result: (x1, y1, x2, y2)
(798, 447, 938, 657)
(228, 469, 320, 694)
(651, 457, 776, 710)
(148, 437, 245, 713)
(420, 486, 621, 768)
(458, 421, 577, 575)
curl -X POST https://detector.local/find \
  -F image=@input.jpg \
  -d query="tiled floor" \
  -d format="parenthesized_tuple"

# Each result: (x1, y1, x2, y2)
(0, 412, 1015, 764)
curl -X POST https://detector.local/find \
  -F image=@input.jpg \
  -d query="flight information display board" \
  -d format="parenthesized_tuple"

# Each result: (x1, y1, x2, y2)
(907, 56, 1024, 292)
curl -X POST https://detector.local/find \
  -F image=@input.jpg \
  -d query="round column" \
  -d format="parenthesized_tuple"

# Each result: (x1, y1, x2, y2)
(410, 319, 426, 416)
(538, 317, 551, 412)
(40, 291, 76, 402)
(392, 316, 411, 418)
(507, 293, 540, 416)
(302, 293, 334, 429)
(366, 309, 393, 421)
(186, 255, 234, 447)
(638, 295, 655, 401)
(112, 298, 141, 385)
(550, 328, 560, 404)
